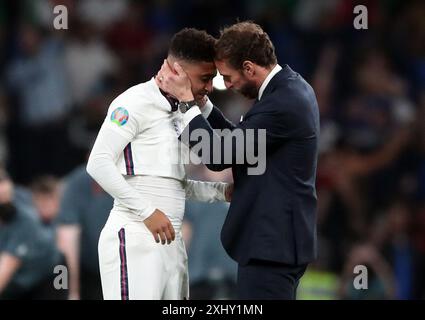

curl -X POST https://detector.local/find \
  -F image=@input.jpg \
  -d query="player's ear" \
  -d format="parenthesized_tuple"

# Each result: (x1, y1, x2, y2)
(242, 61, 255, 77)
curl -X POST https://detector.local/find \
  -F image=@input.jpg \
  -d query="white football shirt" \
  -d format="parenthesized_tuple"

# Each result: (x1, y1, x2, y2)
(87, 78, 227, 222)
(103, 77, 186, 179)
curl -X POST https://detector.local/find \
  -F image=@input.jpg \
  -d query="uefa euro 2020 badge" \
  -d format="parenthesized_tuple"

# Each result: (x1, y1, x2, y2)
(111, 107, 129, 126)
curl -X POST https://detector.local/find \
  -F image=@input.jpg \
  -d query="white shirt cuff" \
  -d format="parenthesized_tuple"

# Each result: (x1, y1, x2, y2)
(201, 99, 214, 118)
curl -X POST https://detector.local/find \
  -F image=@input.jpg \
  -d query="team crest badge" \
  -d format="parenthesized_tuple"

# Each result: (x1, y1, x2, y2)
(111, 107, 129, 126)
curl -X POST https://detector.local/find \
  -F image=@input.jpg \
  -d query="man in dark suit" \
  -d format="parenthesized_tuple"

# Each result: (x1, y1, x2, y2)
(157, 22, 320, 299)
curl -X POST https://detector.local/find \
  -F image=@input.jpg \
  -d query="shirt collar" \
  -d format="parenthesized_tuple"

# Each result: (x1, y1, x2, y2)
(258, 64, 282, 101)
(152, 77, 179, 111)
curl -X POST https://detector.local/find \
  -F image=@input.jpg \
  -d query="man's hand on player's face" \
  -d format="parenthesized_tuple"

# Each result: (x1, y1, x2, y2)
(144, 209, 176, 244)
(157, 60, 194, 102)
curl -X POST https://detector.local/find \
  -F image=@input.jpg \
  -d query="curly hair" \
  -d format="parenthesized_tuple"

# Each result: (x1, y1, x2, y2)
(168, 28, 217, 62)
(215, 21, 277, 69)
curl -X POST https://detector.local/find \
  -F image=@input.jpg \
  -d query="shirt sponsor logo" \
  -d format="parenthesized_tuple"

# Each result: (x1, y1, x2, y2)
(111, 107, 129, 126)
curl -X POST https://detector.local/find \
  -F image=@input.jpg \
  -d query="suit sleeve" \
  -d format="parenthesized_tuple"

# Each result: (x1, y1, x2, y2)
(203, 98, 236, 130)
(179, 100, 287, 173)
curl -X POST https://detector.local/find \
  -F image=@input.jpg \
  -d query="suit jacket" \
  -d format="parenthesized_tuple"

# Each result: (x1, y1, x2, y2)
(180, 65, 320, 266)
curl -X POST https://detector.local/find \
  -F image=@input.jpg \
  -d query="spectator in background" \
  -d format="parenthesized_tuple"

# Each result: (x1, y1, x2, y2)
(411, 98, 425, 298)
(183, 167, 237, 299)
(56, 164, 113, 300)
(311, 44, 341, 154)
(105, 1, 157, 85)
(66, 82, 117, 153)
(77, 0, 128, 32)
(412, 204, 425, 299)
(0, 168, 65, 300)
(345, 48, 413, 153)
(5, 23, 73, 183)
(371, 200, 417, 300)
(316, 128, 411, 271)
(338, 243, 395, 300)
(0, 88, 8, 163)
(64, 19, 118, 107)
(6, 22, 71, 125)
(31, 175, 62, 225)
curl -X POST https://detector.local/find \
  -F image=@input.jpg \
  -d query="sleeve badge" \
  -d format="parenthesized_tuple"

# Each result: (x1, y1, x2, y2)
(111, 107, 129, 126)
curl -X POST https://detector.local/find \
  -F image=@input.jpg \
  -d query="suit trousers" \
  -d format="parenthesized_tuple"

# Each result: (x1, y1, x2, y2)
(237, 259, 307, 300)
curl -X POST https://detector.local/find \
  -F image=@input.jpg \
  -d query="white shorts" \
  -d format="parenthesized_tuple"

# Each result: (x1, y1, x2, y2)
(98, 176, 189, 300)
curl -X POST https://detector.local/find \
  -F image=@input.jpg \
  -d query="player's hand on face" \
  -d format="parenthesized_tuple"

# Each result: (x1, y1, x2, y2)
(144, 209, 176, 245)
(157, 60, 194, 102)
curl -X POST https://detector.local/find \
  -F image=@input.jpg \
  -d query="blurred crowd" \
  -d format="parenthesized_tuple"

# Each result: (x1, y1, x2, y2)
(0, 0, 424, 299)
